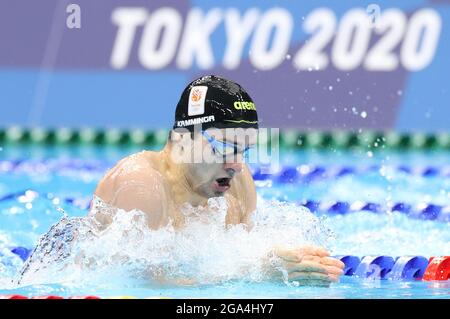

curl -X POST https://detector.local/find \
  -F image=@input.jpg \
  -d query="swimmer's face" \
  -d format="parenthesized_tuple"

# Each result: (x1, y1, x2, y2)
(176, 128, 258, 198)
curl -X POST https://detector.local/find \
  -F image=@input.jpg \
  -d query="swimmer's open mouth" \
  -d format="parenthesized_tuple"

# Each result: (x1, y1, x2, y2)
(216, 177, 231, 187)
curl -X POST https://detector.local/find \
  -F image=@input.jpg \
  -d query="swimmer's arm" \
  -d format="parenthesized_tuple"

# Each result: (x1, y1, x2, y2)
(226, 165, 256, 227)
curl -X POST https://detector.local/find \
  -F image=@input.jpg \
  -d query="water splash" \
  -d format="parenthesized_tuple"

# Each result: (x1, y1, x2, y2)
(13, 197, 333, 288)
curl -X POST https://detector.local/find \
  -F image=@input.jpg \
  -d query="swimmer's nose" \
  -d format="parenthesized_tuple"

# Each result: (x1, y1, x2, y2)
(223, 162, 243, 176)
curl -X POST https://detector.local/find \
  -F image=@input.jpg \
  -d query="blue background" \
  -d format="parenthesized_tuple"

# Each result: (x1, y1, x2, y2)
(0, 0, 449, 131)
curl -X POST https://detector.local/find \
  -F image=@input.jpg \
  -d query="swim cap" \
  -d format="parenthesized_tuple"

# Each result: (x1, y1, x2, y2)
(173, 75, 258, 132)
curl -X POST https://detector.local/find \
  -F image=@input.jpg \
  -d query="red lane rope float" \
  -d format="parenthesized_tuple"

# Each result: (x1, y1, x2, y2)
(0, 295, 28, 299)
(422, 256, 450, 281)
(31, 295, 64, 299)
(0, 295, 102, 299)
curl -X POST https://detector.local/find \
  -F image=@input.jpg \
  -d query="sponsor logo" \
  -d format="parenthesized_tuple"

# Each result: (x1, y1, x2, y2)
(234, 101, 256, 111)
(188, 86, 208, 116)
(191, 88, 203, 102)
(177, 115, 215, 127)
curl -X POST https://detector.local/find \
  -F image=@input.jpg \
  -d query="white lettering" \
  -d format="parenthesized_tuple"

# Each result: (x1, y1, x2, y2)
(66, 4, 81, 29)
(139, 7, 182, 69)
(176, 115, 216, 127)
(250, 8, 293, 70)
(176, 8, 222, 69)
(111, 7, 148, 69)
(223, 8, 260, 69)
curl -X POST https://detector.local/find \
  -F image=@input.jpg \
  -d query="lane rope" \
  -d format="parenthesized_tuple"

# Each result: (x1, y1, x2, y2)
(0, 252, 448, 297)
(2, 159, 450, 181)
(0, 190, 449, 222)
(1, 127, 450, 150)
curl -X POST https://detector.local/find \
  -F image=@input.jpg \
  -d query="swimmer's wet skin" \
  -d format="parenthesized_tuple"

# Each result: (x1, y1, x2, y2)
(93, 75, 344, 286)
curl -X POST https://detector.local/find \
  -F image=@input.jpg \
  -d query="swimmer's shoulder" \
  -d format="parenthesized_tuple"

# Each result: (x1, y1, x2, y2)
(94, 150, 170, 228)
(94, 150, 165, 203)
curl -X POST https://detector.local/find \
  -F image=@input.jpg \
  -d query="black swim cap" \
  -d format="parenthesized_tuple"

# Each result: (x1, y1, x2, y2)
(173, 75, 258, 132)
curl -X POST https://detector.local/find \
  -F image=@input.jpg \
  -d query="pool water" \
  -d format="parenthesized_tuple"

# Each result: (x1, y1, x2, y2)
(0, 144, 449, 298)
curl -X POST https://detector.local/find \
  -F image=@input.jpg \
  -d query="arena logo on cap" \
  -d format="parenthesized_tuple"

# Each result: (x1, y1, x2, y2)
(188, 86, 208, 116)
(234, 101, 256, 111)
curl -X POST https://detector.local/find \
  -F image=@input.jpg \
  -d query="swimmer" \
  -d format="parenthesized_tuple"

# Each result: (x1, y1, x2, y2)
(92, 75, 344, 286)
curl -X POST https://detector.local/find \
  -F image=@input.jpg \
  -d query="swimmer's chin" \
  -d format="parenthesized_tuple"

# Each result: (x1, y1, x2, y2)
(206, 188, 228, 198)
(204, 186, 229, 198)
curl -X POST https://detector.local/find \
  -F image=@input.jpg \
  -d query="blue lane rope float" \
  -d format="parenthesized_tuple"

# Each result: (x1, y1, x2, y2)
(385, 256, 429, 280)
(252, 164, 450, 183)
(336, 255, 430, 280)
(337, 256, 361, 276)
(353, 256, 396, 279)
(0, 190, 449, 222)
(300, 199, 450, 221)
(2, 159, 450, 181)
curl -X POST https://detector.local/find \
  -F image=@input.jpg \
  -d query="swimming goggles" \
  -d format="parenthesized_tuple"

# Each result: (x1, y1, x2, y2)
(201, 130, 252, 160)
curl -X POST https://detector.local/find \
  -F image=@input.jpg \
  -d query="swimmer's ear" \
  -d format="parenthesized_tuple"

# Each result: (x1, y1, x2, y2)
(168, 130, 194, 163)
(169, 130, 186, 143)
(169, 130, 181, 143)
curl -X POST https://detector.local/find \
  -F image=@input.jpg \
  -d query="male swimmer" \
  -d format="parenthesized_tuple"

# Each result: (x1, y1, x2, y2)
(93, 75, 344, 286)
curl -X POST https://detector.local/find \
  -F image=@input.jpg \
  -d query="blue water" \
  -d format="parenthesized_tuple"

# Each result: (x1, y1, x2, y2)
(0, 144, 449, 298)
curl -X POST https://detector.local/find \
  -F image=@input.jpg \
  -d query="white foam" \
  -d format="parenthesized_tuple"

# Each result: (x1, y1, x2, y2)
(14, 197, 333, 287)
